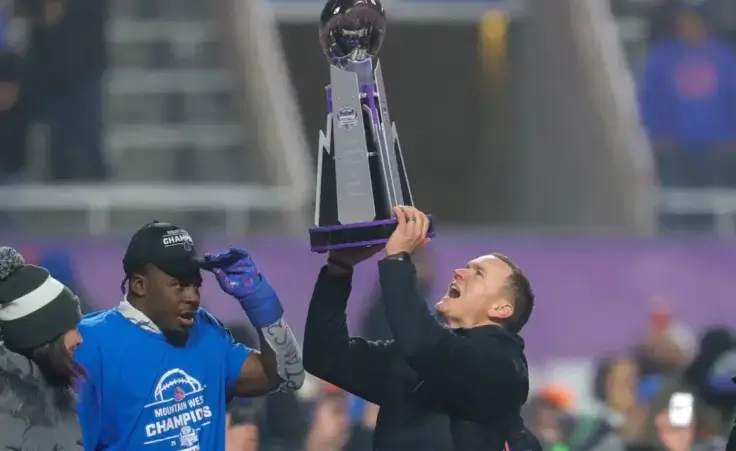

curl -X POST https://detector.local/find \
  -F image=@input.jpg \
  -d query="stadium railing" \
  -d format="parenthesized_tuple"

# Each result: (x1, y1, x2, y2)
(0, 0, 313, 236)
(0, 184, 304, 235)
(659, 188, 736, 236)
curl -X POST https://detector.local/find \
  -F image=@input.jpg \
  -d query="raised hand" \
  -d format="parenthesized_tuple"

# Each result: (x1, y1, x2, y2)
(385, 206, 431, 256)
(203, 248, 261, 300)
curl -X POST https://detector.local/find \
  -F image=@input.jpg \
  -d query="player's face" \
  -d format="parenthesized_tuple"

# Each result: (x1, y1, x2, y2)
(435, 255, 513, 328)
(144, 265, 202, 336)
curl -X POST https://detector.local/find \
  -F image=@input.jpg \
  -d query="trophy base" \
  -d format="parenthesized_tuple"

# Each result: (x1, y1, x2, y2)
(309, 216, 435, 253)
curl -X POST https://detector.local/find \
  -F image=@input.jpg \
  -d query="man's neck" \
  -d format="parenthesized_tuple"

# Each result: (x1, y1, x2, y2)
(445, 317, 498, 329)
(119, 297, 161, 333)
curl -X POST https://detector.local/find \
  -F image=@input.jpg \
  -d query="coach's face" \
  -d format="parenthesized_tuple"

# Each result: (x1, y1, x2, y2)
(141, 265, 201, 337)
(436, 255, 513, 328)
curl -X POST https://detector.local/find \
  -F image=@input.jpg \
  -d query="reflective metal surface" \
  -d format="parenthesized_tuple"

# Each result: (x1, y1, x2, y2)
(319, 0, 386, 68)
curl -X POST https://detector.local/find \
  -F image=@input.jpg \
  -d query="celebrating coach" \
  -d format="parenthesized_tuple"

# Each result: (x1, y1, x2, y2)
(303, 206, 541, 451)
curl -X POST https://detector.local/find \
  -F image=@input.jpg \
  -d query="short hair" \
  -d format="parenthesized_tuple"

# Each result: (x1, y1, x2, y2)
(492, 253, 534, 334)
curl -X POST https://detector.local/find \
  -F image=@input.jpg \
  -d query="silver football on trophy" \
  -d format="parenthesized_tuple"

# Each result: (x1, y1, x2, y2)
(319, 0, 387, 68)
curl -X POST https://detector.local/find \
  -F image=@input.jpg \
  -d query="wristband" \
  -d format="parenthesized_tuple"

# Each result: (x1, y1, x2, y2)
(238, 278, 284, 329)
(326, 257, 354, 273)
(382, 251, 411, 263)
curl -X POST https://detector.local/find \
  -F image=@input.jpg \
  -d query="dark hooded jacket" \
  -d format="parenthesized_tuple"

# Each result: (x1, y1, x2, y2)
(0, 344, 83, 450)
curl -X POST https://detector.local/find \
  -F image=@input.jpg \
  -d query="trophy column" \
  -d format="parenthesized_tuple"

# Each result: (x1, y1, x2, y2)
(309, 0, 434, 253)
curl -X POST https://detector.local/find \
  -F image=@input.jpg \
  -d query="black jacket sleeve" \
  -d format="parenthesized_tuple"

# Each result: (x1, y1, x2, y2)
(303, 266, 394, 405)
(728, 379, 736, 451)
(378, 258, 524, 420)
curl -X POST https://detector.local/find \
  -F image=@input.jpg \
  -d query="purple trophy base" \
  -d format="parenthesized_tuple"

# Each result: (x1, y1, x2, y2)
(309, 215, 435, 253)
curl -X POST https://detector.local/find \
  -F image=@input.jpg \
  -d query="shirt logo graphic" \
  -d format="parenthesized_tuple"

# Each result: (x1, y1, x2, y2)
(142, 368, 213, 449)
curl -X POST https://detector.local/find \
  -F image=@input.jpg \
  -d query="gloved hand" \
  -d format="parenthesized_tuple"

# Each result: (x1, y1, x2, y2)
(203, 247, 283, 328)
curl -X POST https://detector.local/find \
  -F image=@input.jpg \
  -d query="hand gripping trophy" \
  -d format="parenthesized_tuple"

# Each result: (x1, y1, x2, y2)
(309, 0, 435, 253)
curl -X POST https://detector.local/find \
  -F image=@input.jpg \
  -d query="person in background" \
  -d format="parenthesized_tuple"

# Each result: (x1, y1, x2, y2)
(259, 390, 310, 450)
(304, 384, 352, 451)
(226, 324, 261, 451)
(0, 49, 27, 184)
(0, 246, 84, 450)
(727, 387, 736, 451)
(634, 299, 695, 379)
(640, 327, 735, 450)
(226, 397, 259, 451)
(19, 0, 109, 180)
(646, 0, 683, 44)
(523, 383, 625, 451)
(523, 386, 576, 451)
(682, 327, 736, 432)
(639, 4, 736, 188)
(593, 356, 646, 445)
(227, 320, 311, 451)
(347, 400, 379, 451)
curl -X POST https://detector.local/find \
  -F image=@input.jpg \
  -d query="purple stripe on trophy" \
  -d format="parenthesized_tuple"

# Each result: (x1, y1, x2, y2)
(362, 83, 379, 123)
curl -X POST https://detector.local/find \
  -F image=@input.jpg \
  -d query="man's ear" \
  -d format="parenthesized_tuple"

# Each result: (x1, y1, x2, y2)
(488, 302, 513, 320)
(130, 274, 146, 297)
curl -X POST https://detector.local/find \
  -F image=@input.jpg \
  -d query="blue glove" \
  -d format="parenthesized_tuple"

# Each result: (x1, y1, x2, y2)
(203, 248, 284, 329)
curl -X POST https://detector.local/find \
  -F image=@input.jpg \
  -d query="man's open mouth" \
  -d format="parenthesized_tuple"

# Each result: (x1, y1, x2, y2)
(178, 311, 195, 326)
(447, 285, 461, 298)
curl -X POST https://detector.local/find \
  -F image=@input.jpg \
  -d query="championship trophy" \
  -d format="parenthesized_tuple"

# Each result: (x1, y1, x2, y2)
(309, 0, 434, 253)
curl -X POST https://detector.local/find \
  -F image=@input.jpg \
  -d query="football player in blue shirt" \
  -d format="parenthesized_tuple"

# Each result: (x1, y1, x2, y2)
(75, 221, 304, 451)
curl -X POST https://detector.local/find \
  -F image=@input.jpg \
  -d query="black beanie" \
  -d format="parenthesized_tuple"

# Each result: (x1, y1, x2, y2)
(0, 247, 82, 351)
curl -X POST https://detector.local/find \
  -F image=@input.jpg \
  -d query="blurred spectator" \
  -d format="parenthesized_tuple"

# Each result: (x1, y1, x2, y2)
(0, 49, 27, 183)
(19, 0, 108, 181)
(639, 327, 735, 449)
(523, 384, 627, 451)
(227, 323, 310, 450)
(653, 405, 696, 451)
(647, 0, 683, 44)
(682, 327, 736, 424)
(646, 0, 724, 44)
(259, 390, 310, 450)
(523, 386, 573, 450)
(634, 300, 694, 378)
(226, 397, 259, 451)
(225, 325, 262, 451)
(637, 379, 727, 451)
(639, 4, 736, 188)
(304, 384, 351, 451)
(593, 356, 647, 444)
(346, 401, 378, 451)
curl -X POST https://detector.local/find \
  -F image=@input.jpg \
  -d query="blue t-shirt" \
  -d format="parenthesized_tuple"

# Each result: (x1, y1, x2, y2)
(75, 308, 252, 451)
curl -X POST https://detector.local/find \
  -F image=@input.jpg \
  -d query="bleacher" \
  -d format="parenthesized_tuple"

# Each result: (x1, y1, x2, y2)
(109, 0, 256, 183)
(1, 0, 311, 235)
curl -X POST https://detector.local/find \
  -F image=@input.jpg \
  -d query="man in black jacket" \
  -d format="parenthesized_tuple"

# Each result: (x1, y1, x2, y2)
(304, 206, 540, 451)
